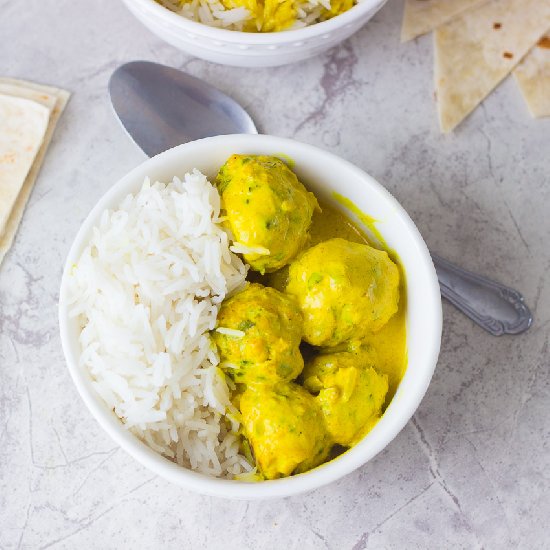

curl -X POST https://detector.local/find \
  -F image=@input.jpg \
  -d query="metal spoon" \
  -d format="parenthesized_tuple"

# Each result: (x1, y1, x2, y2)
(108, 61, 532, 336)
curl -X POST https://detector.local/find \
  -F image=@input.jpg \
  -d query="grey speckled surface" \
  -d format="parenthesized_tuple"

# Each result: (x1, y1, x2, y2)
(1, 0, 549, 548)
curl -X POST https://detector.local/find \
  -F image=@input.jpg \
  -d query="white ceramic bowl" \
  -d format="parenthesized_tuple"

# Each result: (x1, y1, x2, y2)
(59, 134, 442, 499)
(120, 0, 387, 67)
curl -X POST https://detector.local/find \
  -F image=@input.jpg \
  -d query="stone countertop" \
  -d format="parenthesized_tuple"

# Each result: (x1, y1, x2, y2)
(1, 0, 549, 548)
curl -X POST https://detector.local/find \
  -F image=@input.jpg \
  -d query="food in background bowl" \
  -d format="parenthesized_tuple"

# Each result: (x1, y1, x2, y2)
(158, 0, 354, 32)
(66, 153, 406, 481)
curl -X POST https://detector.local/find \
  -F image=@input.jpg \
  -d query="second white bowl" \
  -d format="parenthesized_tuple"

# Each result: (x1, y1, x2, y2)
(120, 0, 388, 67)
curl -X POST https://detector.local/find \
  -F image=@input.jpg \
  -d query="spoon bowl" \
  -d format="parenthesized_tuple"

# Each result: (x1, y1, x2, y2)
(109, 61, 257, 157)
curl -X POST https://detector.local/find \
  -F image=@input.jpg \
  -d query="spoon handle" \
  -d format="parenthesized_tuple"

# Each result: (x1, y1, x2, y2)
(431, 254, 532, 335)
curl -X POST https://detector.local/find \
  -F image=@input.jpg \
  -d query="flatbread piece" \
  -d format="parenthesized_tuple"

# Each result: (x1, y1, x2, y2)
(434, 0, 550, 132)
(513, 35, 550, 118)
(401, 0, 488, 42)
(0, 94, 51, 234)
(0, 79, 69, 265)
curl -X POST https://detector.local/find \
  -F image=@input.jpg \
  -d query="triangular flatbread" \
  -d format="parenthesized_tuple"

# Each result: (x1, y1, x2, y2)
(434, 0, 550, 132)
(401, 0, 488, 42)
(0, 94, 51, 234)
(513, 35, 550, 118)
(0, 79, 69, 265)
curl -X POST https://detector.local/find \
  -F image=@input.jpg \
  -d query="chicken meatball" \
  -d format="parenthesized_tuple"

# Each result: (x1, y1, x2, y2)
(213, 283, 304, 384)
(303, 348, 388, 447)
(239, 382, 330, 479)
(285, 238, 400, 346)
(216, 155, 318, 274)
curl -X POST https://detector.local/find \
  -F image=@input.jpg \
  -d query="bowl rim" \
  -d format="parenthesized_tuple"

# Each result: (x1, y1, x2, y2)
(59, 134, 442, 499)
(124, 0, 388, 44)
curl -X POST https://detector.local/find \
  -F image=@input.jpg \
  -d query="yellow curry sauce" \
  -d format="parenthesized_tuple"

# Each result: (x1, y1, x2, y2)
(312, 203, 408, 399)
(267, 203, 408, 400)
(214, 155, 407, 479)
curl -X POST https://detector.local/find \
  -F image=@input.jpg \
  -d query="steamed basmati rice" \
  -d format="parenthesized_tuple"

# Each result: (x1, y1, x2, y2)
(230, 242, 270, 256)
(68, 170, 254, 478)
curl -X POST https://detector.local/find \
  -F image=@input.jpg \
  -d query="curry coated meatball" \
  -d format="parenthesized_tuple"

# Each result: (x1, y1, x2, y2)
(215, 155, 318, 274)
(239, 382, 330, 479)
(285, 238, 400, 346)
(213, 283, 304, 384)
(303, 348, 388, 447)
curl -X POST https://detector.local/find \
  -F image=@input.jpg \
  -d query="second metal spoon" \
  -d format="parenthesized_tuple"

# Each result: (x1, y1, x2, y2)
(108, 60, 532, 336)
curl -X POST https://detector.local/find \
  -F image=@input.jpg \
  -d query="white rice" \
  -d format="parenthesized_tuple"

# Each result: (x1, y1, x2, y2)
(216, 327, 245, 337)
(157, 0, 349, 31)
(230, 242, 270, 256)
(67, 170, 254, 478)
